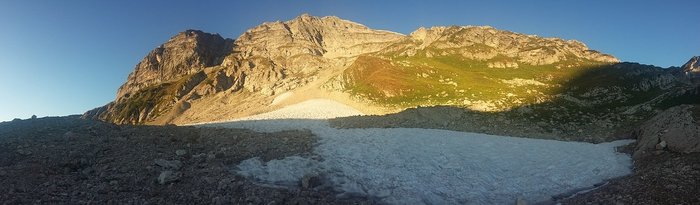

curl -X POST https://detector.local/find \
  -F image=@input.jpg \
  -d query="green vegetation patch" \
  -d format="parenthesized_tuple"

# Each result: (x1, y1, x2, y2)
(342, 51, 607, 109)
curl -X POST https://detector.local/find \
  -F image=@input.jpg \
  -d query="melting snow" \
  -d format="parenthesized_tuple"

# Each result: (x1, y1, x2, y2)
(200, 99, 633, 205)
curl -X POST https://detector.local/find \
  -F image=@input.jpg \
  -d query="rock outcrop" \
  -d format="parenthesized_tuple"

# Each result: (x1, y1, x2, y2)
(116, 30, 233, 101)
(682, 56, 700, 78)
(394, 26, 619, 65)
(633, 104, 700, 158)
(226, 14, 404, 96)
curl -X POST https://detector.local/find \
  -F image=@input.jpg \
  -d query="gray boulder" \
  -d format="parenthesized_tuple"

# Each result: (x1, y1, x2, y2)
(158, 171, 181, 184)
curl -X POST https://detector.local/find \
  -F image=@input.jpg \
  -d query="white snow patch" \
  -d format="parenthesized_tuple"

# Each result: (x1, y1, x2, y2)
(200, 99, 634, 205)
(236, 99, 363, 121)
(270, 91, 294, 106)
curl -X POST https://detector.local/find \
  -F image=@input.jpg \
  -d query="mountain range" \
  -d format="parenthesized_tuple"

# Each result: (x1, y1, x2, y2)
(83, 14, 699, 139)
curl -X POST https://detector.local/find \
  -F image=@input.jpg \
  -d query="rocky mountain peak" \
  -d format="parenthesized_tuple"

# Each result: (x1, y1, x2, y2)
(409, 26, 449, 48)
(682, 56, 700, 77)
(232, 14, 404, 60)
(116, 30, 233, 100)
(399, 25, 619, 65)
(222, 14, 407, 96)
(292, 13, 323, 23)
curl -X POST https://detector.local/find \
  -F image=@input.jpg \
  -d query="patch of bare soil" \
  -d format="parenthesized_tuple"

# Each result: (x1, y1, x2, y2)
(0, 116, 373, 204)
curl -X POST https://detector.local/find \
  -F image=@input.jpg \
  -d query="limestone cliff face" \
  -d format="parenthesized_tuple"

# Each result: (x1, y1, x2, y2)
(232, 14, 404, 60)
(224, 13, 404, 96)
(116, 30, 233, 101)
(84, 14, 405, 124)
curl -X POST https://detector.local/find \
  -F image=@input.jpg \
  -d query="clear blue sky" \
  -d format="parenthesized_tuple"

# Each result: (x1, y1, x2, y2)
(0, 0, 698, 121)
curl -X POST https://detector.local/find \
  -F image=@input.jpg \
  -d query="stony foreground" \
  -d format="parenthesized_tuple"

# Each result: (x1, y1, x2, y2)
(0, 116, 370, 204)
(561, 152, 700, 204)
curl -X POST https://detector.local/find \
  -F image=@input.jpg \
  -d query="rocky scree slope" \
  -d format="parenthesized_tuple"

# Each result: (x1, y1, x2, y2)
(561, 104, 700, 204)
(84, 14, 699, 132)
(633, 104, 700, 158)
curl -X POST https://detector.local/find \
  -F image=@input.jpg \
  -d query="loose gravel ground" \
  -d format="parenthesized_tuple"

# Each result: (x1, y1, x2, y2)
(0, 116, 372, 204)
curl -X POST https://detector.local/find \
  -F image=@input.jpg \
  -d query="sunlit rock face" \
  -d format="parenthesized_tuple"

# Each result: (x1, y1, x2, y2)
(402, 26, 619, 65)
(227, 14, 405, 95)
(85, 14, 406, 124)
(682, 56, 700, 77)
(117, 30, 233, 101)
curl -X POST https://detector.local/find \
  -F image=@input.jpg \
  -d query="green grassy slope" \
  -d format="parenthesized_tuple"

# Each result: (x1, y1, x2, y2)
(339, 48, 611, 111)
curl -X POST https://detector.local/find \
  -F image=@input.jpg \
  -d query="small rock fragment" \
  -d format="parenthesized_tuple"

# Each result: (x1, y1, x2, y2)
(301, 174, 322, 189)
(154, 159, 183, 170)
(158, 171, 180, 184)
(207, 154, 216, 161)
(81, 167, 95, 175)
(175, 149, 187, 156)
(655, 141, 667, 150)
(16, 149, 32, 156)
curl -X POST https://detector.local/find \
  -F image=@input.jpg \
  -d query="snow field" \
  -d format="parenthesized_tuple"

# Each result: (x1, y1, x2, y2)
(200, 99, 634, 204)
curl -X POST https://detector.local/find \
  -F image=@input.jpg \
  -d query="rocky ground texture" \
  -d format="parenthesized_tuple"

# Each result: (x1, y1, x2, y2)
(561, 104, 700, 204)
(561, 152, 700, 204)
(3, 104, 700, 204)
(0, 116, 371, 204)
